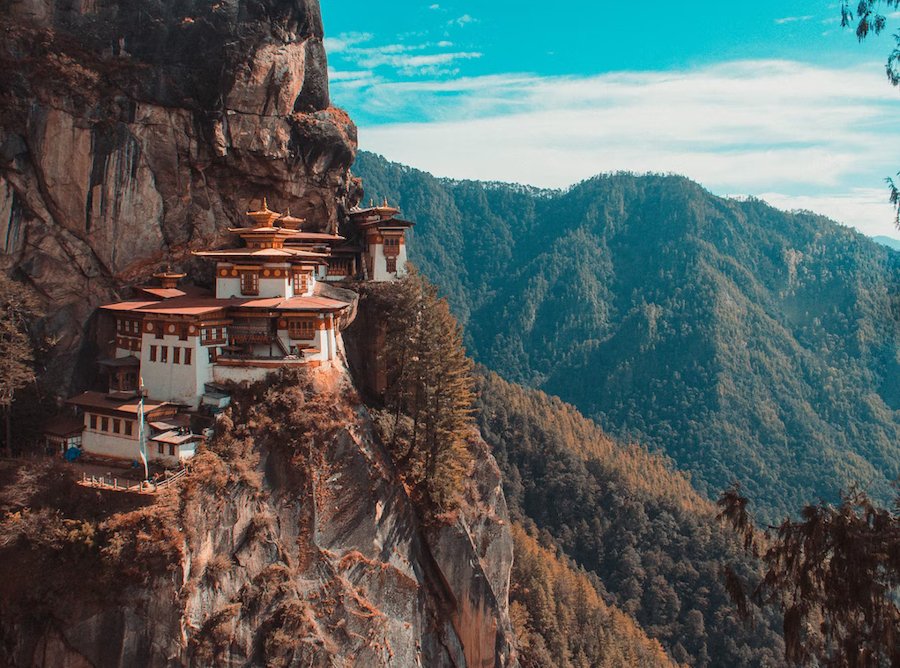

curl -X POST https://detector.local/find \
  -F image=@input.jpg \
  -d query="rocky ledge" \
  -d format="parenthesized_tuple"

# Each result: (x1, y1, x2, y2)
(0, 0, 359, 386)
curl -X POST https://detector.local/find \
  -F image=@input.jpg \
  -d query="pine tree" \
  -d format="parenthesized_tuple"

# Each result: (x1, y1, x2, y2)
(0, 274, 41, 453)
(719, 485, 900, 666)
(380, 268, 475, 511)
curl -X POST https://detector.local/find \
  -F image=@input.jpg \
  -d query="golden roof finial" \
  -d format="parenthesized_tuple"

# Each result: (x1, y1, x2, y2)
(383, 196, 389, 207)
(247, 196, 281, 227)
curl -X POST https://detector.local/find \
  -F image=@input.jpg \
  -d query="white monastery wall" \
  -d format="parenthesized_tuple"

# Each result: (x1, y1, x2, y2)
(140, 333, 210, 408)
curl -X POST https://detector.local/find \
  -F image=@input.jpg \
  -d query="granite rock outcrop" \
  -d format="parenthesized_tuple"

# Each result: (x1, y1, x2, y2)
(0, 0, 358, 386)
(0, 366, 517, 667)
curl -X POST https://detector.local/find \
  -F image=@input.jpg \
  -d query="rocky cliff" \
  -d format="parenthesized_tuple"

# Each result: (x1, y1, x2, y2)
(0, 0, 359, 386)
(0, 366, 517, 667)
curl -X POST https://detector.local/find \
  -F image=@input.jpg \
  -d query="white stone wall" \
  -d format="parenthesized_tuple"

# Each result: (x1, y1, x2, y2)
(216, 276, 242, 298)
(368, 242, 408, 282)
(140, 333, 211, 408)
(213, 365, 273, 385)
(258, 276, 290, 298)
(82, 426, 141, 462)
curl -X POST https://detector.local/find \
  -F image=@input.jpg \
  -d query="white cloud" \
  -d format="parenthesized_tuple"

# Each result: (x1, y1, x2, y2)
(333, 59, 900, 236)
(327, 32, 480, 77)
(757, 189, 897, 237)
(323, 32, 373, 55)
(449, 14, 476, 27)
(775, 15, 814, 24)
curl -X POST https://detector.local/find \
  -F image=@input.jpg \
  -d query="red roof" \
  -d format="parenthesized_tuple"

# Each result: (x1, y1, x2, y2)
(237, 296, 349, 312)
(284, 232, 345, 241)
(136, 287, 186, 299)
(101, 292, 349, 318)
(101, 301, 160, 312)
(192, 248, 328, 260)
(43, 416, 85, 437)
(356, 216, 414, 230)
(66, 391, 172, 416)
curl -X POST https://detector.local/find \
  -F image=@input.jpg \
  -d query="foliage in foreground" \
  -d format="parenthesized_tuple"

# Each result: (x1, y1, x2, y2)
(719, 485, 900, 667)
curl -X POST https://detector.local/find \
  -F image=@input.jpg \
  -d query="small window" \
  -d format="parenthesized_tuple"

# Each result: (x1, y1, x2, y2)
(101, 417, 109, 432)
(173, 347, 181, 365)
(124, 421, 133, 436)
(240, 272, 259, 296)
(150, 345, 157, 362)
(169, 444, 177, 456)
(386, 257, 397, 273)
(113, 419, 121, 434)
(158, 443, 164, 455)
(161, 346, 168, 363)
(89, 414, 98, 430)
(209, 348, 218, 363)
(179, 325, 188, 341)
(184, 348, 192, 365)
(293, 272, 308, 294)
(384, 237, 401, 257)
(288, 320, 315, 340)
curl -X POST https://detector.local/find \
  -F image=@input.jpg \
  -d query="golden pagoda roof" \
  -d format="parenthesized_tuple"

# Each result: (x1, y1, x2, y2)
(191, 247, 329, 261)
(278, 209, 306, 230)
(226, 226, 300, 237)
(246, 197, 281, 227)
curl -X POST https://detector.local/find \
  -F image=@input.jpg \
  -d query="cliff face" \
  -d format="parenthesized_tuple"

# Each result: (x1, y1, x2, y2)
(0, 0, 358, 385)
(0, 366, 516, 667)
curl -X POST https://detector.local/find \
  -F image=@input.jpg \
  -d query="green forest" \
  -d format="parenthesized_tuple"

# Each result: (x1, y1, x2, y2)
(354, 151, 900, 521)
(476, 371, 783, 666)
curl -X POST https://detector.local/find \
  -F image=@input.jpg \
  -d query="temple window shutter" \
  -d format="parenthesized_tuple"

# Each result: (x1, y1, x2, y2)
(240, 271, 260, 295)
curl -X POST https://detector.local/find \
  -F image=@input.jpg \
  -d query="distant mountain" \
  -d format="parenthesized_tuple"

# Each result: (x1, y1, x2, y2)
(354, 151, 900, 520)
(873, 235, 900, 251)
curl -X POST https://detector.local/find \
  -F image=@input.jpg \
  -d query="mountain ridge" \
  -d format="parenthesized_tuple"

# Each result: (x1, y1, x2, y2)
(354, 150, 900, 520)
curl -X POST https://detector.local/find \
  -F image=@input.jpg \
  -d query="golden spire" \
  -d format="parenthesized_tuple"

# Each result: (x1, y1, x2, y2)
(247, 196, 281, 227)
(278, 206, 305, 230)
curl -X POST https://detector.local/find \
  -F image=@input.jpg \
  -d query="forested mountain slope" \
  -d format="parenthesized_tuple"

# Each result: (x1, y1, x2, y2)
(355, 151, 900, 519)
(477, 372, 784, 666)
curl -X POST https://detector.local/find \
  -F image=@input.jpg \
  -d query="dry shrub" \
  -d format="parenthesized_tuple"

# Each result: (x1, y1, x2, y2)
(203, 553, 233, 586)
(262, 599, 321, 666)
(191, 602, 241, 665)
(101, 489, 181, 578)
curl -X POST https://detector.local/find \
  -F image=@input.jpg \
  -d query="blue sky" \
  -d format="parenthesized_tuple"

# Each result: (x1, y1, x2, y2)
(321, 1, 900, 237)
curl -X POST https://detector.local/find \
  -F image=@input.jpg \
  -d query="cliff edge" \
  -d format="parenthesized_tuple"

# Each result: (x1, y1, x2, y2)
(0, 366, 517, 667)
(0, 0, 359, 386)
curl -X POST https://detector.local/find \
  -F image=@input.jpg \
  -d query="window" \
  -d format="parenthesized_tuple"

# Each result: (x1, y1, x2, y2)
(288, 320, 315, 340)
(169, 444, 177, 456)
(384, 236, 401, 256)
(124, 421, 133, 436)
(158, 443, 164, 455)
(240, 271, 259, 295)
(208, 348, 218, 363)
(386, 257, 397, 273)
(90, 414, 98, 430)
(113, 419, 121, 434)
(101, 417, 109, 432)
(293, 272, 308, 294)
(179, 325, 188, 341)
(150, 345, 157, 362)
(173, 347, 181, 365)
(161, 346, 168, 363)
(184, 348, 192, 365)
